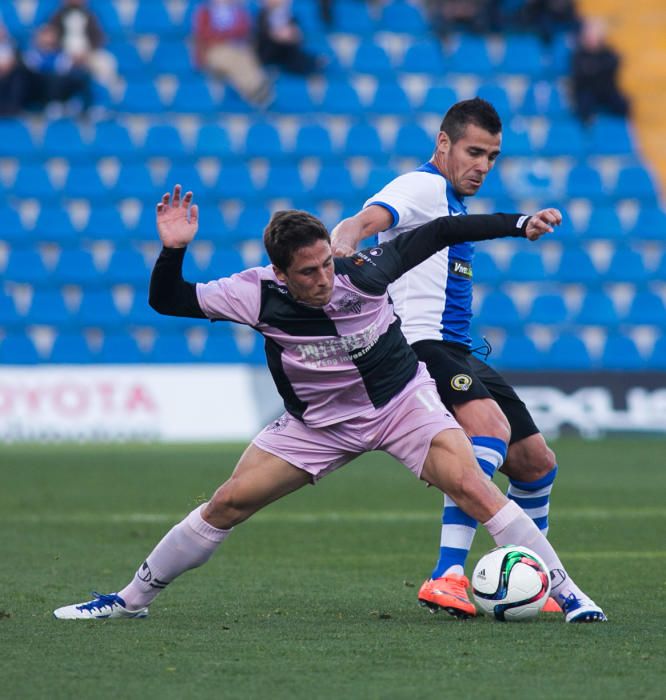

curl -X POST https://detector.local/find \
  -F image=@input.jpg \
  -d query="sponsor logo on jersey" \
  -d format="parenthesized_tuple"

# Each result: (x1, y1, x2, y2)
(351, 251, 377, 267)
(449, 259, 473, 279)
(451, 374, 473, 391)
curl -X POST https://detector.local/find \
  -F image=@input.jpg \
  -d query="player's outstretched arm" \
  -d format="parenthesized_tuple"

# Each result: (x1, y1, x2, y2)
(156, 184, 199, 249)
(331, 205, 393, 256)
(525, 208, 562, 241)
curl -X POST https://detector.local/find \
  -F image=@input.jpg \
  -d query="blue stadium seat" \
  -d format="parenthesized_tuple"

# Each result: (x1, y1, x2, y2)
(204, 249, 247, 279)
(49, 332, 94, 363)
(629, 206, 666, 240)
(201, 329, 246, 363)
(129, 205, 164, 242)
(363, 166, 399, 198)
(310, 164, 357, 202)
(28, 290, 71, 326)
(624, 291, 666, 325)
(352, 43, 393, 76)
(231, 206, 271, 241)
(575, 291, 618, 326)
(476, 83, 512, 117)
(601, 333, 643, 370)
(41, 119, 86, 160)
(12, 164, 56, 201)
(215, 164, 256, 200)
(501, 123, 532, 157)
(419, 84, 458, 114)
(400, 40, 446, 74)
(526, 293, 569, 324)
(194, 124, 233, 159)
(343, 121, 384, 159)
(243, 122, 283, 159)
(521, 82, 568, 118)
(498, 35, 545, 77)
(109, 41, 146, 76)
(656, 251, 666, 281)
(564, 163, 605, 200)
(150, 40, 193, 75)
(293, 124, 334, 159)
(476, 291, 522, 328)
(132, 2, 176, 35)
(472, 251, 503, 285)
(89, 0, 123, 36)
(555, 248, 599, 284)
(0, 119, 34, 158)
(648, 335, 666, 369)
(588, 117, 634, 155)
(369, 80, 411, 115)
(117, 81, 164, 113)
(82, 206, 130, 242)
(5, 249, 48, 285)
(170, 79, 216, 114)
(379, 0, 427, 33)
(271, 76, 315, 113)
(393, 123, 431, 158)
(333, 0, 375, 33)
(105, 248, 151, 285)
(0, 4, 24, 39)
(319, 81, 363, 116)
(604, 246, 646, 284)
(113, 163, 158, 200)
(0, 291, 20, 327)
(506, 250, 546, 282)
(29, 206, 77, 246)
(0, 333, 40, 364)
(446, 35, 494, 76)
(163, 164, 209, 201)
(64, 164, 107, 200)
(143, 124, 187, 159)
(496, 334, 542, 369)
(613, 165, 658, 202)
(90, 121, 136, 159)
(52, 249, 99, 286)
(98, 333, 144, 363)
(579, 205, 625, 240)
(262, 164, 305, 200)
(147, 333, 198, 363)
(75, 289, 123, 327)
(543, 333, 591, 370)
(196, 207, 232, 243)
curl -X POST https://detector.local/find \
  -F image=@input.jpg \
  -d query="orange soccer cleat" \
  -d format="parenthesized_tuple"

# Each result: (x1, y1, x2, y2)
(418, 574, 477, 618)
(541, 596, 562, 612)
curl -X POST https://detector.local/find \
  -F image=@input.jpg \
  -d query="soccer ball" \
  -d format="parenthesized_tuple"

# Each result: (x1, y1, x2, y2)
(471, 545, 551, 621)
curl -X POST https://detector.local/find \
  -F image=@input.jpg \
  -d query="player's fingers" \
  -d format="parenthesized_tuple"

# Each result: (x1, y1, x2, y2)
(189, 203, 199, 225)
(183, 190, 194, 205)
(172, 183, 181, 206)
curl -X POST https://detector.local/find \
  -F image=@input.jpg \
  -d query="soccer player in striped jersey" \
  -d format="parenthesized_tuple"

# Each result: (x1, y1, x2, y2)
(53, 185, 604, 622)
(332, 98, 564, 618)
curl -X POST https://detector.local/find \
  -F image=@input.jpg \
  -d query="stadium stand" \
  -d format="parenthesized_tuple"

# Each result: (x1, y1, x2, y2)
(0, 0, 663, 372)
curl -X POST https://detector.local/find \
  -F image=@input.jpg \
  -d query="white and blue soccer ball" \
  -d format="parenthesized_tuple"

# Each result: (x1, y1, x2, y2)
(471, 545, 551, 621)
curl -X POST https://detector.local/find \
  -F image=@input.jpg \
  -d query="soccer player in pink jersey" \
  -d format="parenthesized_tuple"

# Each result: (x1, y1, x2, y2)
(53, 185, 605, 623)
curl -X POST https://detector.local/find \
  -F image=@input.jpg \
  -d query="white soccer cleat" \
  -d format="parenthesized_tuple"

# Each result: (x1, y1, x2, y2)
(53, 592, 148, 620)
(560, 593, 607, 623)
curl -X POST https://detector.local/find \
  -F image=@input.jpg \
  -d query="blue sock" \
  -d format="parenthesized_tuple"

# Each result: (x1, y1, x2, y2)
(431, 436, 507, 579)
(507, 465, 558, 536)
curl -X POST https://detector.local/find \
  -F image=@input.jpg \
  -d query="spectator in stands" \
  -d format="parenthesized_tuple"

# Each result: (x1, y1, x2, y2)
(47, 0, 118, 89)
(522, 0, 578, 41)
(571, 17, 629, 123)
(426, 0, 494, 36)
(255, 0, 322, 75)
(0, 22, 30, 116)
(193, 0, 273, 107)
(23, 24, 92, 116)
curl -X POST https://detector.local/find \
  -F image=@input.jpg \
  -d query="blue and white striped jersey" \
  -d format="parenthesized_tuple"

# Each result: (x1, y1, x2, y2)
(365, 162, 474, 347)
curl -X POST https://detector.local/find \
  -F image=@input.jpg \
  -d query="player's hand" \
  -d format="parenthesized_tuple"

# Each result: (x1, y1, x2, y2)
(156, 184, 199, 248)
(331, 241, 357, 257)
(525, 208, 561, 241)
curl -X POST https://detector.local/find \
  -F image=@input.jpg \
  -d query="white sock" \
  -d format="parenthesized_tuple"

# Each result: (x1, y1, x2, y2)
(483, 500, 587, 603)
(118, 504, 231, 610)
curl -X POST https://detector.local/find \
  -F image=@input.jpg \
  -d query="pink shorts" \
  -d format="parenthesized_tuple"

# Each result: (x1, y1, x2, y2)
(252, 369, 462, 482)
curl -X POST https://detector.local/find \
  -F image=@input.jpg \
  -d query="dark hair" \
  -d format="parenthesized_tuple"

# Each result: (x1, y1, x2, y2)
(440, 98, 502, 143)
(263, 210, 331, 271)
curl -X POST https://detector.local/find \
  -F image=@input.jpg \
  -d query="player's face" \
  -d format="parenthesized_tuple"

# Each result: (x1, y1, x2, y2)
(437, 124, 502, 197)
(275, 239, 335, 307)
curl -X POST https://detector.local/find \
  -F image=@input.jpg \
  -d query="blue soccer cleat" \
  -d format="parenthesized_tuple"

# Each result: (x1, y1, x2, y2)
(561, 593, 607, 623)
(53, 592, 148, 620)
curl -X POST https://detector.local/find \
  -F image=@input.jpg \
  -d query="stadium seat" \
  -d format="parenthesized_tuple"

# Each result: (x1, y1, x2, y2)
(41, 119, 86, 160)
(293, 124, 334, 160)
(501, 123, 532, 157)
(170, 79, 216, 114)
(333, 0, 376, 33)
(588, 116, 634, 155)
(613, 165, 658, 202)
(564, 163, 605, 200)
(543, 333, 591, 370)
(143, 124, 187, 159)
(27, 290, 71, 326)
(393, 123, 431, 158)
(472, 251, 503, 285)
(262, 164, 305, 200)
(113, 163, 158, 200)
(624, 291, 666, 325)
(205, 249, 247, 279)
(75, 289, 123, 327)
(363, 166, 399, 198)
(132, 2, 176, 35)
(400, 40, 446, 74)
(604, 247, 647, 284)
(343, 121, 384, 159)
(82, 206, 130, 242)
(163, 164, 210, 201)
(4, 249, 49, 285)
(49, 332, 94, 363)
(105, 248, 151, 285)
(243, 122, 284, 159)
(309, 164, 357, 202)
(648, 335, 666, 369)
(554, 248, 599, 285)
(150, 40, 193, 75)
(0, 333, 40, 364)
(579, 205, 625, 240)
(446, 35, 495, 76)
(629, 206, 666, 240)
(215, 164, 256, 200)
(521, 82, 568, 118)
(419, 84, 459, 114)
(90, 121, 136, 159)
(0, 291, 20, 327)
(63, 164, 107, 200)
(117, 81, 164, 113)
(201, 329, 246, 363)
(194, 124, 234, 159)
(476, 291, 522, 328)
(575, 291, 618, 326)
(52, 249, 99, 286)
(30, 206, 78, 245)
(0, 119, 34, 158)
(496, 334, 542, 369)
(498, 35, 545, 77)
(97, 332, 144, 363)
(195, 206, 232, 243)
(369, 81, 412, 115)
(11, 164, 56, 201)
(379, 1, 427, 33)
(148, 333, 198, 363)
(476, 83, 512, 118)
(109, 41, 146, 76)
(231, 206, 272, 241)
(601, 333, 644, 370)
(526, 293, 569, 324)
(271, 76, 315, 113)
(505, 249, 546, 282)
(351, 43, 393, 76)
(318, 81, 363, 116)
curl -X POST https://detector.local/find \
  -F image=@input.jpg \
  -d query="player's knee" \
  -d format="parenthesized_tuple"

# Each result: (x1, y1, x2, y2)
(505, 436, 556, 481)
(203, 482, 247, 529)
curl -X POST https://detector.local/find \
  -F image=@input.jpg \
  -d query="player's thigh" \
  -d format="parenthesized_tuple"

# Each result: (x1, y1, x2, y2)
(412, 340, 510, 439)
(420, 428, 505, 523)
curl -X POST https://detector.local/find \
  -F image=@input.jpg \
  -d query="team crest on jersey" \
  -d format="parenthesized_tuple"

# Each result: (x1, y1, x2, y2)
(369, 247, 383, 257)
(338, 292, 363, 314)
(266, 414, 290, 433)
(451, 374, 472, 391)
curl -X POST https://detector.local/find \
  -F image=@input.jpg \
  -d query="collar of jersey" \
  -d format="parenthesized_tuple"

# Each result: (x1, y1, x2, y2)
(415, 162, 467, 215)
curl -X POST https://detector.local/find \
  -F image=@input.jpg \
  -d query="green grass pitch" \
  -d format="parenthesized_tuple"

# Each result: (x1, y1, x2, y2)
(1, 438, 665, 699)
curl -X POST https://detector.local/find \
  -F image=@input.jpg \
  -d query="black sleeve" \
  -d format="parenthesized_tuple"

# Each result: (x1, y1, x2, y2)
(148, 247, 207, 318)
(335, 213, 530, 296)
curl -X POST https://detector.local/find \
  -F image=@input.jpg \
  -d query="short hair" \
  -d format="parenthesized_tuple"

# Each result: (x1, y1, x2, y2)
(440, 98, 502, 143)
(263, 210, 331, 271)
